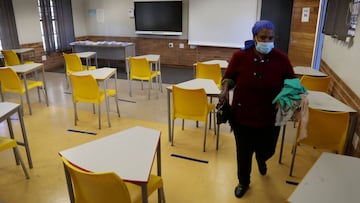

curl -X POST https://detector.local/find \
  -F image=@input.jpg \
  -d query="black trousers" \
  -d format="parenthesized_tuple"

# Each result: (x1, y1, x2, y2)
(232, 124, 280, 186)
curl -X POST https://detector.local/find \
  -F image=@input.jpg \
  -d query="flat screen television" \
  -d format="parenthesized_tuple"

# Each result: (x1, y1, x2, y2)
(134, 0, 183, 36)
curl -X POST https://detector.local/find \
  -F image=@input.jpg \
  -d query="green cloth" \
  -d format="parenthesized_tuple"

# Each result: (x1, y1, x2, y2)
(272, 78, 307, 108)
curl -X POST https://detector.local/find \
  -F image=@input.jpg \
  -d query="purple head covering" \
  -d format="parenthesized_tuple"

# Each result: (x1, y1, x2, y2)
(251, 20, 275, 36)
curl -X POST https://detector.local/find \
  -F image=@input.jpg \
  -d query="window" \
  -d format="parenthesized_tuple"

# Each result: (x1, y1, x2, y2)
(37, 0, 75, 53)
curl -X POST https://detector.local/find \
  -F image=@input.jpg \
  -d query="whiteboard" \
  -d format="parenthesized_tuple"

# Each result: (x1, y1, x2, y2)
(188, 0, 259, 48)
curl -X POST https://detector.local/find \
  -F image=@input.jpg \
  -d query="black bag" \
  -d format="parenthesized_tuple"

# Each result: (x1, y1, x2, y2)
(216, 101, 231, 124)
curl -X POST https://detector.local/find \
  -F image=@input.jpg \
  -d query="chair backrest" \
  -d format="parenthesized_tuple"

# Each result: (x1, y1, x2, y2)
(300, 75, 331, 93)
(63, 53, 85, 74)
(128, 57, 151, 78)
(0, 67, 22, 93)
(69, 74, 102, 103)
(172, 85, 208, 122)
(195, 63, 222, 88)
(61, 157, 132, 203)
(1, 50, 21, 66)
(298, 107, 349, 154)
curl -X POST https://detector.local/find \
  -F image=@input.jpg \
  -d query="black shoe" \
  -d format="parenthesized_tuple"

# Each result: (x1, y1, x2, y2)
(258, 160, 267, 176)
(234, 184, 249, 198)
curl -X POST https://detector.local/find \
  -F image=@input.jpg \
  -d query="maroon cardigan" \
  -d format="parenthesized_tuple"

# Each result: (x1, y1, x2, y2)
(223, 47, 295, 128)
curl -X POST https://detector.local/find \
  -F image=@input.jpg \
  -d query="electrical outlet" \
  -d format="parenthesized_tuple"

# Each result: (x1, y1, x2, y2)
(168, 42, 174, 48)
(179, 43, 184, 49)
(41, 55, 47, 61)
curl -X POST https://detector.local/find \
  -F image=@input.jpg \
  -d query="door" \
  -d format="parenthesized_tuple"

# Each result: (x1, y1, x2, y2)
(260, 0, 294, 53)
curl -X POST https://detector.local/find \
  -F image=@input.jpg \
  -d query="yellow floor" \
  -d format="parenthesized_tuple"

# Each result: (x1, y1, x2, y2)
(0, 72, 322, 203)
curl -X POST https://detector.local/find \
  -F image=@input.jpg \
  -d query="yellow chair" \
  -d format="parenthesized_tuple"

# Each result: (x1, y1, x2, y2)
(128, 57, 158, 99)
(61, 157, 165, 203)
(289, 107, 349, 176)
(171, 86, 216, 152)
(0, 67, 45, 114)
(1, 50, 34, 66)
(69, 74, 120, 129)
(63, 53, 96, 88)
(300, 75, 331, 93)
(0, 137, 30, 179)
(195, 62, 222, 89)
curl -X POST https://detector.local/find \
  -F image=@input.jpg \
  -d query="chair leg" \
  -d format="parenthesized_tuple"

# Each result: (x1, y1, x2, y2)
(181, 119, 184, 130)
(14, 147, 30, 179)
(216, 124, 220, 150)
(73, 102, 78, 126)
(289, 142, 298, 176)
(148, 80, 151, 100)
(98, 104, 101, 129)
(114, 96, 120, 117)
(171, 120, 175, 146)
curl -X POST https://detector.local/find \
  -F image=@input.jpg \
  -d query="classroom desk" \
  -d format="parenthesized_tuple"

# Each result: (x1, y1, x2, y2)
(287, 152, 360, 203)
(7, 63, 49, 115)
(293, 66, 327, 77)
(13, 48, 36, 64)
(71, 68, 120, 127)
(126, 54, 163, 93)
(278, 90, 357, 163)
(166, 78, 221, 141)
(193, 59, 228, 77)
(0, 102, 32, 168)
(59, 126, 161, 203)
(76, 51, 98, 69)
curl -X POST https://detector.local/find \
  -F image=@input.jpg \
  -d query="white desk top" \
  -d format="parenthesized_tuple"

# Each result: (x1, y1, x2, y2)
(13, 48, 35, 54)
(0, 102, 20, 120)
(294, 66, 327, 77)
(307, 91, 356, 112)
(288, 152, 360, 203)
(194, 60, 228, 69)
(59, 126, 161, 182)
(76, 52, 96, 58)
(167, 78, 221, 95)
(4, 63, 44, 73)
(72, 67, 116, 81)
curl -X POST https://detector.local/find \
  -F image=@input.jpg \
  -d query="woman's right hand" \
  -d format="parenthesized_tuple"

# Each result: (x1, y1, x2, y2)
(219, 89, 229, 103)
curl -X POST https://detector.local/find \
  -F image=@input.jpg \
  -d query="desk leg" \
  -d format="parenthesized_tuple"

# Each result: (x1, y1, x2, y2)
(41, 67, 49, 106)
(22, 73, 32, 115)
(345, 112, 358, 155)
(125, 60, 132, 96)
(104, 81, 111, 128)
(114, 72, 120, 117)
(63, 163, 75, 203)
(278, 125, 286, 164)
(18, 107, 33, 168)
(167, 89, 171, 142)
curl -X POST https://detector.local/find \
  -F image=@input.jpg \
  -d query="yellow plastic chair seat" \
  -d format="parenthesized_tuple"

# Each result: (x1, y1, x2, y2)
(61, 157, 165, 203)
(0, 138, 17, 150)
(0, 137, 30, 179)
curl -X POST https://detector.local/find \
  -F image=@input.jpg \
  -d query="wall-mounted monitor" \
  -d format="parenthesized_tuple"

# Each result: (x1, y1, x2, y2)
(134, 0, 183, 36)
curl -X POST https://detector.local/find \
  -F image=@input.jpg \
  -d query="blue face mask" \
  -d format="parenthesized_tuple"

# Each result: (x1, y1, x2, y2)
(255, 42, 274, 54)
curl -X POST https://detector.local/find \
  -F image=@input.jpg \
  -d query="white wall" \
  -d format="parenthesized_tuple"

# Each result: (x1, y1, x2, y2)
(321, 18, 360, 97)
(72, 0, 87, 37)
(12, 0, 42, 44)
